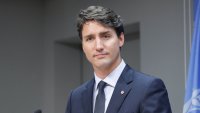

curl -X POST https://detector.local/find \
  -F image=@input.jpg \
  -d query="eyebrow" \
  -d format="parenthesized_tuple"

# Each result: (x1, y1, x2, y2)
(83, 34, 94, 40)
(83, 30, 111, 39)
(99, 31, 111, 36)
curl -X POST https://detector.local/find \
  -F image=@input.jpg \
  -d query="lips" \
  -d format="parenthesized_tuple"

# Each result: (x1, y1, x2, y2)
(93, 53, 108, 58)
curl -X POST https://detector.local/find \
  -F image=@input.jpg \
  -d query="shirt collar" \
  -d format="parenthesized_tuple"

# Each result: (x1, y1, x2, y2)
(94, 59, 126, 90)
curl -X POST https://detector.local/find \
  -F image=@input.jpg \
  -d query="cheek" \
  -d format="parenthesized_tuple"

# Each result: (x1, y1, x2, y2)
(109, 40, 121, 50)
(107, 43, 120, 55)
(83, 45, 92, 57)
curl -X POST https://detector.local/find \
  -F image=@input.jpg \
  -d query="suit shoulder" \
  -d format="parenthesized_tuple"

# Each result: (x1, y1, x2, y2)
(71, 79, 94, 94)
(133, 70, 165, 87)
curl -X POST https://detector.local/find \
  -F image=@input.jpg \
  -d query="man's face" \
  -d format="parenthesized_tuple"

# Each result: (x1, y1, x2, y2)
(82, 21, 124, 72)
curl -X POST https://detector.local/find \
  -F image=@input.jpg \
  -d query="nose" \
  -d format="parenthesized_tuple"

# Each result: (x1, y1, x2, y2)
(95, 38, 104, 52)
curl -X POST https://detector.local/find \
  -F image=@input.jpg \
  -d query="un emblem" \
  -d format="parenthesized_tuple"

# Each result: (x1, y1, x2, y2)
(184, 89, 200, 113)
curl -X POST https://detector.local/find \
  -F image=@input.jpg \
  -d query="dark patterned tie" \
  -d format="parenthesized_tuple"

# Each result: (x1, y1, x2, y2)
(94, 81, 107, 113)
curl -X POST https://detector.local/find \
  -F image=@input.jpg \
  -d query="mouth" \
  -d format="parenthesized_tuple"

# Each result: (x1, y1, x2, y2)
(93, 53, 108, 58)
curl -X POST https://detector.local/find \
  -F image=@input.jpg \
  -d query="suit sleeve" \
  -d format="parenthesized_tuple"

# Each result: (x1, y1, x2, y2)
(141, 78, 172, 113)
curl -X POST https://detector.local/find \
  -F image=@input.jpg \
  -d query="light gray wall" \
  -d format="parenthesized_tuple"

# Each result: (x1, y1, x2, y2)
(42, 0, 87, 113)
(122, 32, 140, 71)
(54, 42, 81, 113)
(0, 0, 44, 113)
(138, 2, 185, 113)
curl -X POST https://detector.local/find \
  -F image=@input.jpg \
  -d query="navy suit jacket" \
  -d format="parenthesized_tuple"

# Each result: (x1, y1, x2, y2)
(66, 65, 172, 113)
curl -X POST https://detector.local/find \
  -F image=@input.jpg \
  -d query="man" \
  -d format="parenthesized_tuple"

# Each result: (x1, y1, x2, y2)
(66, 6, 172, 113)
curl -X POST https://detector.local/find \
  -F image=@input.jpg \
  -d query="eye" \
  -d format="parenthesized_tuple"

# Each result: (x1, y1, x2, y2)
(85, 37, 94, 42)
(103, 34, 111, 39)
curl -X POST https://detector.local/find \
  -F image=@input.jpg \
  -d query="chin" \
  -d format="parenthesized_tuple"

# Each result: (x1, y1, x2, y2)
(94, 60, 112, 69)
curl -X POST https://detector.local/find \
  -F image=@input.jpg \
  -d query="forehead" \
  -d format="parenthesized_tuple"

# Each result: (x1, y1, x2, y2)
(82, 21, 115, 36)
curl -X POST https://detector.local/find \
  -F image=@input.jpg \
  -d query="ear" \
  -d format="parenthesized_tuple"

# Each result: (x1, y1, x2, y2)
(118, 32, 125, 47)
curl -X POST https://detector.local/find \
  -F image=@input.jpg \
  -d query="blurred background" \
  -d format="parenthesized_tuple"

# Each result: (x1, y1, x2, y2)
(0, 0, 193, 113)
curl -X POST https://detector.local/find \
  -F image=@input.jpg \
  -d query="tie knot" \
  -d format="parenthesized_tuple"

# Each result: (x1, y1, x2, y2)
(98, 81, 107, 91)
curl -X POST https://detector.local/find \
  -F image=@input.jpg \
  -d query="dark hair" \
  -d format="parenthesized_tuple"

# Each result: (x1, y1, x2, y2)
(77, 6, 124, 39)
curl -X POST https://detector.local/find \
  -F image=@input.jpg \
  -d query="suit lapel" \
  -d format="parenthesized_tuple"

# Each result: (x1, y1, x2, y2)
(82, 79, 95, 113)
(106, 65, 134, 113)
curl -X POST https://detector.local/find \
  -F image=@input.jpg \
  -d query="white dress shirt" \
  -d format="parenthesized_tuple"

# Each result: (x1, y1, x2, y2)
(93, 59, 126, 113)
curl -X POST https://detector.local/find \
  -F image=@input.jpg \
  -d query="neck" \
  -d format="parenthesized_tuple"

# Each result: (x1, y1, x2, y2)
(94, 57, 122, 79)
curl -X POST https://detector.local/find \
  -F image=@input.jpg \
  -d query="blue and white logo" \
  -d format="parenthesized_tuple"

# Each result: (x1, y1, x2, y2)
(184, 89, 200, 113)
